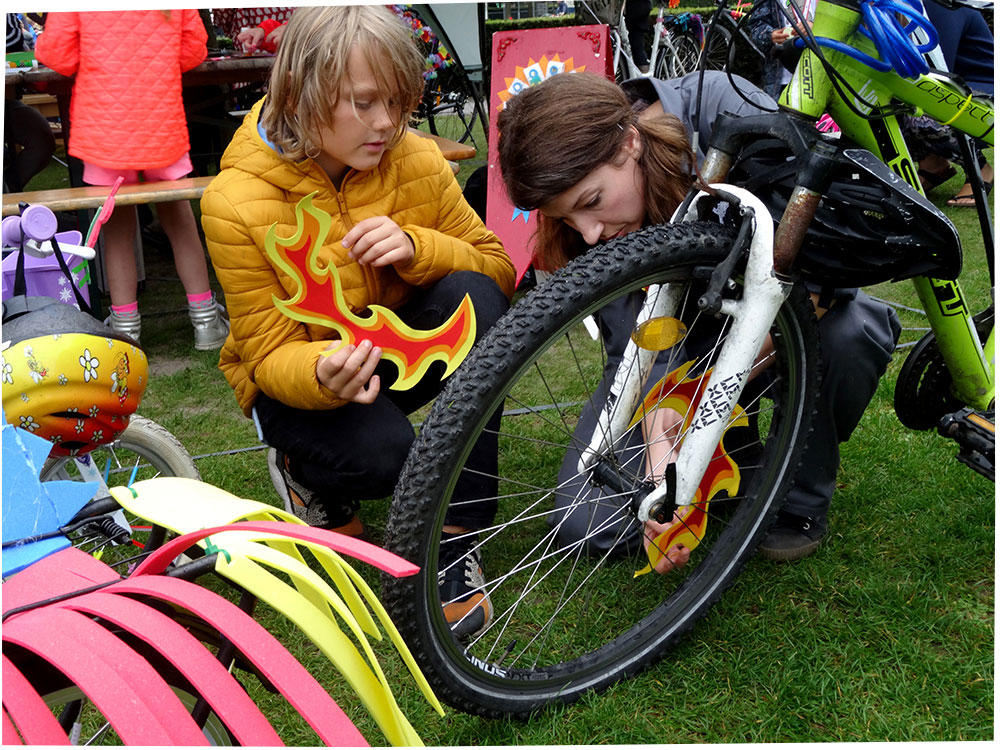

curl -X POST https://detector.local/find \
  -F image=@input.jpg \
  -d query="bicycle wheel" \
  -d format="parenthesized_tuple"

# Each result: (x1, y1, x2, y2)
(40, 414, 200, 569)
(33, 666, 235, 746)
(383, 221, 818, 716)
(660, 30, 702, 77)
(701, 22, 733, 70)
(425, 65, 485, 147)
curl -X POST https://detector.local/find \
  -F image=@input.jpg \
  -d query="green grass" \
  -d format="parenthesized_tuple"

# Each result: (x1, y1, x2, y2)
(22, 138, 993, 744)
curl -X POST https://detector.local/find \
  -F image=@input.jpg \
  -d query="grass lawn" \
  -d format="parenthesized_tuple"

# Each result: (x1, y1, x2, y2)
(18, 125, 993, 744)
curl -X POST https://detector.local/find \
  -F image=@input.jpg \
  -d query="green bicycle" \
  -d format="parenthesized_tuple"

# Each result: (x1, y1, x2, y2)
(382, 0, 994, 717)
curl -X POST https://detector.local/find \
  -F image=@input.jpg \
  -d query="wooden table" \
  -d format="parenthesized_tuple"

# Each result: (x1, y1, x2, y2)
(6, 55, 275, 96)
(7, 58, 477, 163)
(2, 176, 215, 216)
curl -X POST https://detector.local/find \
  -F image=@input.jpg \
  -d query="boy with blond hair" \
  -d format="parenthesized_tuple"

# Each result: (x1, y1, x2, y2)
(201, 5, 513, 637)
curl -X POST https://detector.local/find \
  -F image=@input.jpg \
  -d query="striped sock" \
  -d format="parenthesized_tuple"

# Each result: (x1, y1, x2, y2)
(187, 290, 214, 309)
(110, 301, 139, 317)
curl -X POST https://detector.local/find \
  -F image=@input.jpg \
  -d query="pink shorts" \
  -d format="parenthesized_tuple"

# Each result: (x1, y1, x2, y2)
(82, 153, 193, 186)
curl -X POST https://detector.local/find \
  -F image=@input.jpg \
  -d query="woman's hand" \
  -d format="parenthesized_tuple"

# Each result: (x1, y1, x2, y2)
(265, 24, 285, 48)
(642, 515, 693, 575)
(342, 216, 415, 268)
(236, 26, 265, 53)
(316, 339, 382, 404)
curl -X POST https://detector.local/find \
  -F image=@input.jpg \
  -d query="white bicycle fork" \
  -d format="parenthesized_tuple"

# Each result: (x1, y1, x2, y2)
(577, 185, 791, 523)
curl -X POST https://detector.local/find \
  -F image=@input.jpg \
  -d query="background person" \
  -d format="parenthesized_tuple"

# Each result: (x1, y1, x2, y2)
(35, 10, 229, 349)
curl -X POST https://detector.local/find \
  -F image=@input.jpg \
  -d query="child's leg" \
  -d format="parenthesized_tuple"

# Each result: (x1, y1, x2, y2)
(255, 392, 417, 521)
(154, 199, 211, 295)
(385, 270, 510, 530)
(155, 198, 229, 349)
(102, 205, 140, 307)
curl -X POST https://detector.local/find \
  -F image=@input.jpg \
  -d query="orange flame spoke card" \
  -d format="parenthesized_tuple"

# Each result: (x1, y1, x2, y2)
(265, 194, 476, 391)
(632, 362, 747, 577)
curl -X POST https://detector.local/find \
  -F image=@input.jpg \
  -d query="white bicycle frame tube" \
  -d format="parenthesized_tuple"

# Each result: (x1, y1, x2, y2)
(71, 453, 131, 538)
(578, 186, 792, 522)
(607, 1, 669, 80)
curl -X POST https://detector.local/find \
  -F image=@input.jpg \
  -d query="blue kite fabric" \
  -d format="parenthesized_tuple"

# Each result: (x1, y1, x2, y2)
(2, 412, 97, 577)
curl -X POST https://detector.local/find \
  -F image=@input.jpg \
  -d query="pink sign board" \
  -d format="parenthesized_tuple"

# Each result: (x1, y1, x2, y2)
(485, 24, 612, 284)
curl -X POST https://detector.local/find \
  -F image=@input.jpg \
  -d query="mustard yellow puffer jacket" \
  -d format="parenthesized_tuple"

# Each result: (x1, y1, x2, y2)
(201, 99, 514, 416)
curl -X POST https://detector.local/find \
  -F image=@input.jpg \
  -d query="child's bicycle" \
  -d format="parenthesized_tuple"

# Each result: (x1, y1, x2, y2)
(2, 202, 199, 568)
(379, 0, 994, 717)
(582, 0, 690, 81)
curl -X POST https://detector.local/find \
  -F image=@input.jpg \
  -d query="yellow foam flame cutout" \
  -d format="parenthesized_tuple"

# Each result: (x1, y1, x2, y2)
(110, 478, 443, 746)
(264, 193, 476, 390)
(630, 361, 747, 577)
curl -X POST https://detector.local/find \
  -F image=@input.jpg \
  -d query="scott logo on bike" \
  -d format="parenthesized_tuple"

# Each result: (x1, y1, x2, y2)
(929, 279, 969, 318)
(800, 56, 814, 100)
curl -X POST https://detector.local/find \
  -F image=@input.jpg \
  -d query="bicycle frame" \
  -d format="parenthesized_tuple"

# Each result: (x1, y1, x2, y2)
(775, 0, 994, 410)
(589, 0, 672, 80)
(584, 0, 994, 517)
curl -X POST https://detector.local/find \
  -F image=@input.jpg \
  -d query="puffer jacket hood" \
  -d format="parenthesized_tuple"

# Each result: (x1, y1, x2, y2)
(201, 98, 514, 416)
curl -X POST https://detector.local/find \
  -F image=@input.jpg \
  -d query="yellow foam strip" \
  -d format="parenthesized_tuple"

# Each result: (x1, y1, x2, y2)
(114, 480, 379, 634)
(111, 480, 438, 711)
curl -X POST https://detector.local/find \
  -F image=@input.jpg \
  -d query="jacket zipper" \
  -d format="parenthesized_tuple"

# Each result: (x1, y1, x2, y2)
(331, 170, 380, 307)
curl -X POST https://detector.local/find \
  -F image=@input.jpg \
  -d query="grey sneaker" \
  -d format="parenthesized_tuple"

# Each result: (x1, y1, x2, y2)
(189, 297, 230, 351)
(104, 310, 141, 343)
(439, 532, 493, 639)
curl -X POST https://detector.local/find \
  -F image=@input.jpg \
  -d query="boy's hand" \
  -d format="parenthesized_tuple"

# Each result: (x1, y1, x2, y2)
(342, 216, 415, 268)
(316, 339, 382, 404)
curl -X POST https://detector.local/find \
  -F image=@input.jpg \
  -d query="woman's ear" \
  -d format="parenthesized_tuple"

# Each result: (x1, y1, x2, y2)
(623, 125, 642, 161)
(611, 124, 642, 167)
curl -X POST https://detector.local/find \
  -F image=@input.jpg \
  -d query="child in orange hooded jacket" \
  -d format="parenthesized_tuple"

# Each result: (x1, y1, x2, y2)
(35, 9, 229, 349)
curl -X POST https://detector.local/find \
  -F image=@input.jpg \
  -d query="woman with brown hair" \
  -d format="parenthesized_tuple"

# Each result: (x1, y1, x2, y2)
(496, 70, 899, 567)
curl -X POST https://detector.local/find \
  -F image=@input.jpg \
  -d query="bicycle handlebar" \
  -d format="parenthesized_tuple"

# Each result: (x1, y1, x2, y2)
(2, 205, 96, 260)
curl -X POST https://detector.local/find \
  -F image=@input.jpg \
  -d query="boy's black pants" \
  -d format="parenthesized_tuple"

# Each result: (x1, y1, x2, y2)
(255, 271, 509, 529)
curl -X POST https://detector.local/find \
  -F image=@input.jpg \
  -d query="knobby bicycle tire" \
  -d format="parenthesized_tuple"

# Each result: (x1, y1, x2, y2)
(40, 414, 200, 569)
(383, 221, 818, 717)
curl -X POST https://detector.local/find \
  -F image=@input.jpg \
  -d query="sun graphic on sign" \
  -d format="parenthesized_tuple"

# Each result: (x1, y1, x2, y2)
(495, 55, 587, 110)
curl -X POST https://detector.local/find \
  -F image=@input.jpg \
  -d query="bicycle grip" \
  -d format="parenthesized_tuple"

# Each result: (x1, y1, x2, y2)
(1, 215, 23, 248)
(19, 205, 58, 243)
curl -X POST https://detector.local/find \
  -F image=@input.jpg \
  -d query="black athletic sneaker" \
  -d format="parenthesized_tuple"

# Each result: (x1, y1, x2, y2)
(438, 532, 493, 638)
(758, 510, 828, 562)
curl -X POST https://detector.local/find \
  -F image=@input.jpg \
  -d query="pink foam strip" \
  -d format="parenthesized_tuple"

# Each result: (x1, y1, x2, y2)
(107, 575, 368, 747)
(2, 655, 69, 745)
(2, 708, 22, 745)
(54, 591, 282, 747)
(2, 548, 118, 613)
(131, 520, 419, 579)
(2, 608, 209, 746)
